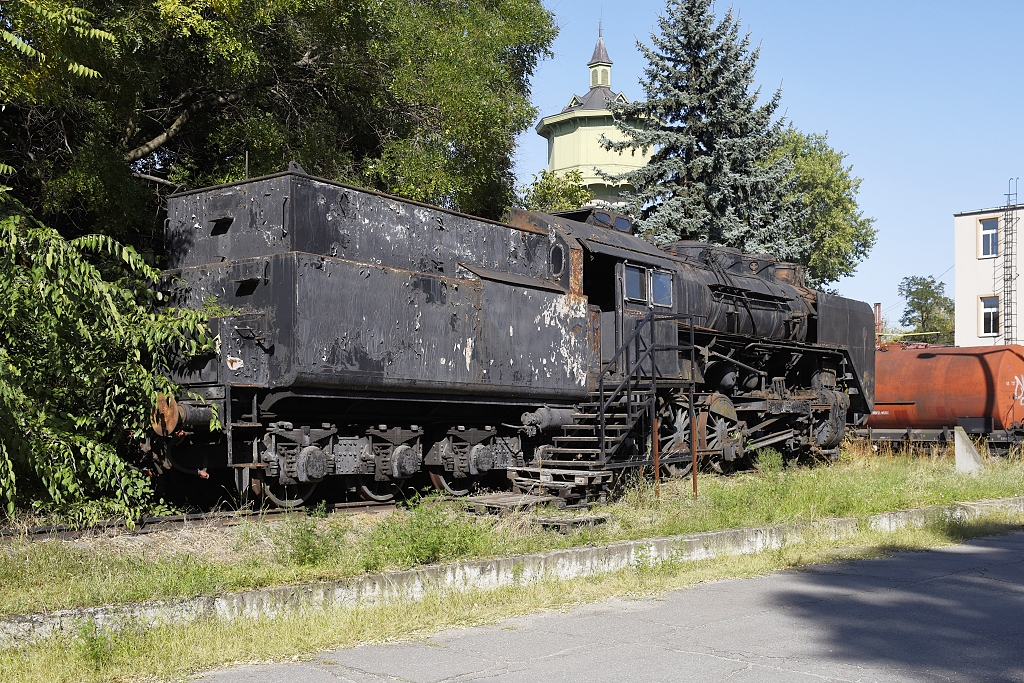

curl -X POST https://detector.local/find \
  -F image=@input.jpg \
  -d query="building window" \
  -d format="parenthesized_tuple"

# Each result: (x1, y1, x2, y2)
(981, 296, 1000, 336)
(591, 69, 598, 87)
(981, 218, 999, 257)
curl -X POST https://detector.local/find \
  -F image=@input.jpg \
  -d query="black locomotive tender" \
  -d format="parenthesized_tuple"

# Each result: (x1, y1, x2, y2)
(152, 166, 876, 507)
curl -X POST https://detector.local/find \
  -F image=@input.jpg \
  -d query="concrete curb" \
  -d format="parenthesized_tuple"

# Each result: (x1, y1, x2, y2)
(2, 496, 1023, 647)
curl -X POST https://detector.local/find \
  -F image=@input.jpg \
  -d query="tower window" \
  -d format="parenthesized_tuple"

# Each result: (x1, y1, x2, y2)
(601, 68, 609, 86)
(591, 70, 598, 87)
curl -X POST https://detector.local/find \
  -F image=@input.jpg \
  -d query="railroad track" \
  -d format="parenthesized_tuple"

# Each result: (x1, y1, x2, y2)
(0, 500, 397, 542)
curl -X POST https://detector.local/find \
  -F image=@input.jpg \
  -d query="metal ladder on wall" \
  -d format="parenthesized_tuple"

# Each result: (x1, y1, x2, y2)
(1004, 179, 1018, 345)
(538, 311, 698, 470)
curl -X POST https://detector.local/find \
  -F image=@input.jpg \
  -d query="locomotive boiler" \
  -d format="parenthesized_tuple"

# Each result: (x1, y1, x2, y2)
(150, 165, 875, 507)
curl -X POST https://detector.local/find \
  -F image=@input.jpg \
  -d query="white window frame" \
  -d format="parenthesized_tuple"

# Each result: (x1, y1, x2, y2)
(624, 263, 674, 309)
(978, 216, 1000, 259)
(624, 263, 648, 304)
(980, 295, 1000, 337)
(651, 269, 674, 308)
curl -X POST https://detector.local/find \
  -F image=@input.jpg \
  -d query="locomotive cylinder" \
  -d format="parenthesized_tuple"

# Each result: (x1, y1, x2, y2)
(868, 344, 1024, 430)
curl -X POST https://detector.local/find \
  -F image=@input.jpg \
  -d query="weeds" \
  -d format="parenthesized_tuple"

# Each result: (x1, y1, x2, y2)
(74, 621, 115, 668)
(4, 513, 1021, 683)
(754, 447, 783, 472)
(274, 511, 347, 567)
(360, 501, 493, 571)
(1, 449, 1023, 619)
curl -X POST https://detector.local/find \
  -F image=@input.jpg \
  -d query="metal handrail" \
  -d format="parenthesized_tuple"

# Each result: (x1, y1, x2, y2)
(597, 312, 697, 470)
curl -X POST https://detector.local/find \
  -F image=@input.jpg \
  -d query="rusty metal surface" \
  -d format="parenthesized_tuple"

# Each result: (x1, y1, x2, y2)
(868, 344, 1024, 430)
(150, 394, 180, 436)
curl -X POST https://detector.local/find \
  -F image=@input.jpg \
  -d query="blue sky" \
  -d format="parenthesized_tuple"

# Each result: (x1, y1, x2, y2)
(513, 0, 1024, 321)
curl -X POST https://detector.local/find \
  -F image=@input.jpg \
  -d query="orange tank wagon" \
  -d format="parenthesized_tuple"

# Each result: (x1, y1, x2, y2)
(868, 344, 1024, 434)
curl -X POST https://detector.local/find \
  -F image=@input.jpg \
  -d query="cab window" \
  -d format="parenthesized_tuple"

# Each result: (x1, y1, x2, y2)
(625, 265, 647, 301)
(625, 264, 673, 307)
(652, 271, 673, 307)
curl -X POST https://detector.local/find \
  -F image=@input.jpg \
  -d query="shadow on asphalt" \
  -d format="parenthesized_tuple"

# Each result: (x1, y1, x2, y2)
(771, 525, 1024, 682)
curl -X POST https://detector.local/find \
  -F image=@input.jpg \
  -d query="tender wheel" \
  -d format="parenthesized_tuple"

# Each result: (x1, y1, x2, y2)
(428, 469, 471, 496)
(252, 471, 318, 508)
(357, 476, 395, 502)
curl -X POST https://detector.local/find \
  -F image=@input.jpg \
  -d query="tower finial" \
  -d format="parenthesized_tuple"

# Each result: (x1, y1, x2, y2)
(599, 17, 602, 38)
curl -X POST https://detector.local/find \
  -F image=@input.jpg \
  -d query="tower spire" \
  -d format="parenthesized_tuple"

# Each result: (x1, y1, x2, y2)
(588, 24, 612, 88)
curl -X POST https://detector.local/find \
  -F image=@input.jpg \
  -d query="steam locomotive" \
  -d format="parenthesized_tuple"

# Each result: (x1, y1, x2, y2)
(150, 165, 875, 507)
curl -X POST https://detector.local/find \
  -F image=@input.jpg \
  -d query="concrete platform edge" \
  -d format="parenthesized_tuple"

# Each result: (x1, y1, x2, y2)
(2, 496, 1022, 647)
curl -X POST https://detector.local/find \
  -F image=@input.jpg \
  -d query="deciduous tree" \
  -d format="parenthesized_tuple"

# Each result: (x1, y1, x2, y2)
(1, 0, 557, 247)
(898, 275, 954, 345)
(0, 195, 213, 519)
(771, 127, 876, 287)
(517, 169, 592, 212)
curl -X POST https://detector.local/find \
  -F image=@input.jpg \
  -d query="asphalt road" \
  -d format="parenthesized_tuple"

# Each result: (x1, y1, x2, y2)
(199, 531, 1024, 682)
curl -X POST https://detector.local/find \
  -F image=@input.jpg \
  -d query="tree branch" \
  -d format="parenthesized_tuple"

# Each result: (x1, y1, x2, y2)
(123, 91, 244, 163)
(132, 172, 182, 191)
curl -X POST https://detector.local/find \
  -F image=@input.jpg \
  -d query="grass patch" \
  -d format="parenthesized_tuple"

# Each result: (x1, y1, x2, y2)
(1, 446, 1023, 618)
(2, 512, 1022, 683)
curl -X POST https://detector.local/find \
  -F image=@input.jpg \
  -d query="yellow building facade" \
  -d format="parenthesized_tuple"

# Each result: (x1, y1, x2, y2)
(535, 31, 651, 204)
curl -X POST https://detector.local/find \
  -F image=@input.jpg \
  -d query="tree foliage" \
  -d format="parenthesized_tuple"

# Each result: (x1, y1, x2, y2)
(0, 0, 555, 517)
(517, 169, 593, 213)
(771, 127, 877, 287)
(1, 0, 557, 247)
(897, 275, 954, 345)
(0, 195, 212, 519)
(0, 0, 114, 101)
(603, 0, 803, 259)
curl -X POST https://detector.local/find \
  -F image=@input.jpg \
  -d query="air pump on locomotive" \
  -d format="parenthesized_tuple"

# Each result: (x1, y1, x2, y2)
(149, 165, 876, 507)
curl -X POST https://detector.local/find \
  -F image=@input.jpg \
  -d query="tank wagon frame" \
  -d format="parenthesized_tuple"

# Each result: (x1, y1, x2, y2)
(150, 167, 876, 507)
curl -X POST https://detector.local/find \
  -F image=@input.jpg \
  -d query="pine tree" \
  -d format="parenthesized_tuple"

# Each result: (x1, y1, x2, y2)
(603, 0, 805, 258)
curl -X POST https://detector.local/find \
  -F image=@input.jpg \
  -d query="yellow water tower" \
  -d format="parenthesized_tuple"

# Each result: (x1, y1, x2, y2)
(535, 28, 650, 204)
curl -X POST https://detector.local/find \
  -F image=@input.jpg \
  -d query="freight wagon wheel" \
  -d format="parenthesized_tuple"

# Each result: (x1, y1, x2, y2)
(357, 476, 395, 502)
(428, 469, 471, 496)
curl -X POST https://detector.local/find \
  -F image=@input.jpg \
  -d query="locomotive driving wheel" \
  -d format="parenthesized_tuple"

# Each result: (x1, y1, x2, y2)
(697, 393, 745, 473)
(657, 392, 697, 478)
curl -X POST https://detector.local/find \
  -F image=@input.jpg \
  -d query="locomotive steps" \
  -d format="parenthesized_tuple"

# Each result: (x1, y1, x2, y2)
(3, 496, 1024, 647)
